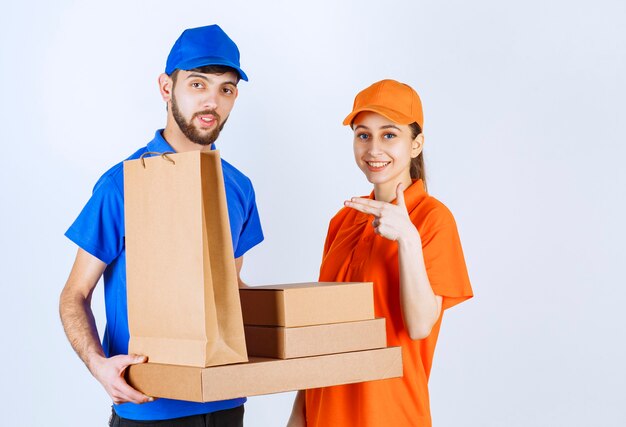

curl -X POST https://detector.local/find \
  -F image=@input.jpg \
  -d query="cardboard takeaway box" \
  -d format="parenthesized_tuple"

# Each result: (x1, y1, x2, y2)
(127, 347, 402, 402)
(240, 282, 385, 359)
(239, 282, 375, 327)
(244, 318, 387, 359)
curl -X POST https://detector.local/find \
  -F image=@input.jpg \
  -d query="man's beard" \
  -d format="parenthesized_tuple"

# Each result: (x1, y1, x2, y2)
(171, 93, 228, 146)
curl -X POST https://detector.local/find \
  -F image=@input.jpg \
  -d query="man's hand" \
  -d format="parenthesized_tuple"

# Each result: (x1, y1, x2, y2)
(89, 353, 153, 405)
(60, 249, 153, 405)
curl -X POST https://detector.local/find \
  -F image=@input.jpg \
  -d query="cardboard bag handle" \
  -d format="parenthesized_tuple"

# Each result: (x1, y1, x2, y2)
(139, 151, 176, 168)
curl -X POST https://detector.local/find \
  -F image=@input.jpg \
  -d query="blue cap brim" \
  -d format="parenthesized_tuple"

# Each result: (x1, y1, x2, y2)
(167, 57, 248, 81)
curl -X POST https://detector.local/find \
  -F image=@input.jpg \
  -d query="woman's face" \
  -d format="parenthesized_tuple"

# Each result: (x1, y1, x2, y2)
(352, 111, 422, 190)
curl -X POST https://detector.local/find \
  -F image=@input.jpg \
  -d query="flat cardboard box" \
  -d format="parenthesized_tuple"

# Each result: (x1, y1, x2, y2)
(127, 347, 402, 402)
(239, 282, 374, 327)
(244, 318, 387, 359)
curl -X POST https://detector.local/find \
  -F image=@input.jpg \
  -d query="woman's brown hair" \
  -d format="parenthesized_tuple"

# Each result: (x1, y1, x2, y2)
(409, 122, 427, 192)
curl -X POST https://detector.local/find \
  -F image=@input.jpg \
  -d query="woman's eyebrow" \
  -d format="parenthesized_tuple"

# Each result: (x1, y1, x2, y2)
(380, 125, 401, 131)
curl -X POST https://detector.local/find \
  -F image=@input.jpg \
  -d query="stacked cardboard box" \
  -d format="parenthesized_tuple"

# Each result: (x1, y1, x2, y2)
(127, 347, 401, 402)
(127, 282, 402, 402)
(240, 282, 388, 359)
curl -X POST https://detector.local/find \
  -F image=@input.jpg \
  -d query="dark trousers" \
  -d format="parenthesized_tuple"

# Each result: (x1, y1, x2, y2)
(109, 405, 244, 427)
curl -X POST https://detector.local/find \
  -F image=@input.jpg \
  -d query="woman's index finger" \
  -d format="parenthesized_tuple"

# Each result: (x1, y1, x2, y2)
(344, 199, 382, 216)
(349, 197, 386, 208)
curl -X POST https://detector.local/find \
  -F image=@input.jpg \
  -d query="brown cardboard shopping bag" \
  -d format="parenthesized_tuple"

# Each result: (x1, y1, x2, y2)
(124, 150, 248, 367)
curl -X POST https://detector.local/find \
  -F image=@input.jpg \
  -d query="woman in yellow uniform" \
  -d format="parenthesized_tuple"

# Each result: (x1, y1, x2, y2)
(288, 79, 473, 427)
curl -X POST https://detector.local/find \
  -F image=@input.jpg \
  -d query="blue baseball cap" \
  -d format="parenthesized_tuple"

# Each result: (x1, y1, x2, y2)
(165, 25, 248, 81)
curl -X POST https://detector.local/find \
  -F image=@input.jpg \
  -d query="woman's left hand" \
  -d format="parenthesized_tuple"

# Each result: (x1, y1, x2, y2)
(345, 183, 420, 243)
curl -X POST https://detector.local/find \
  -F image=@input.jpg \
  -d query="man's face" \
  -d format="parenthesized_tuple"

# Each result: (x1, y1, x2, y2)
(169, 69, 239, 146)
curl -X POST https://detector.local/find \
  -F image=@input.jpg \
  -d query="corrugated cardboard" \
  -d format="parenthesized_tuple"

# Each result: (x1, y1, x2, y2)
(127, 347, 403, 402)
(124, 151, 247, 368)
(239, 282, 374, 327)
(244, 318, 387, 359)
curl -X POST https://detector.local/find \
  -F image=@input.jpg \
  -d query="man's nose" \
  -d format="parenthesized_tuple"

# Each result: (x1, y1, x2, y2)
(202, 90, 218, 110)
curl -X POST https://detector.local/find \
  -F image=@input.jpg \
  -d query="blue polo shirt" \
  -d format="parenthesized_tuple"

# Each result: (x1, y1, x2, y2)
(65, 130, 264, 421)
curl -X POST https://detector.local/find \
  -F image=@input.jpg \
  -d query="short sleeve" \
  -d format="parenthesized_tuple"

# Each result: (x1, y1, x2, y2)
(65, 175, 125, 265)
(233, 183, 264, 258)
(421, 211, 473, 310)
(322, 211, 344, 257)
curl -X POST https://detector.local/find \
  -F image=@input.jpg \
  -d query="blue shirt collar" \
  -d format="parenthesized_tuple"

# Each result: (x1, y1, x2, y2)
(147, 129, 217, 153)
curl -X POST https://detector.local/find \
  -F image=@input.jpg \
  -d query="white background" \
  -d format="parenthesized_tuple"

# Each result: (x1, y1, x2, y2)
(1, 1, 625, 426)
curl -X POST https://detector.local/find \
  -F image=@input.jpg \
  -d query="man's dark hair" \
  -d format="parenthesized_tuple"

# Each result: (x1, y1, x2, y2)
(169, 65, 241, 86)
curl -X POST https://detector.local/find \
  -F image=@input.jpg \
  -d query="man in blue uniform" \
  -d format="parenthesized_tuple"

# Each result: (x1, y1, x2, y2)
(59, 25, 263, 427)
